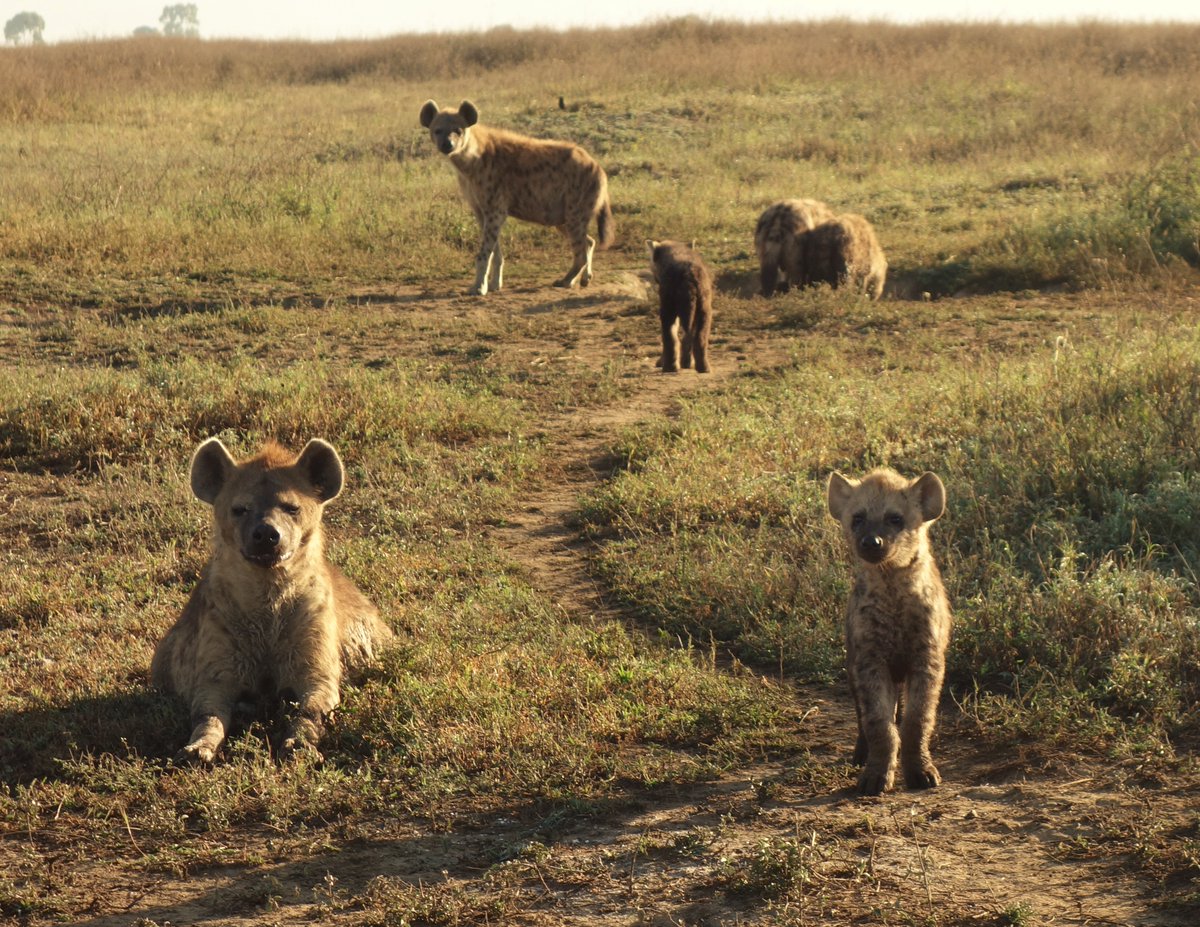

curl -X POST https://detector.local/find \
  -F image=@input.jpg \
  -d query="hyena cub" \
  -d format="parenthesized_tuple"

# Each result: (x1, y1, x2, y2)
(152, 438, 393, 764)
(826, 468, 952, 795)
(646, 239, 713, 374)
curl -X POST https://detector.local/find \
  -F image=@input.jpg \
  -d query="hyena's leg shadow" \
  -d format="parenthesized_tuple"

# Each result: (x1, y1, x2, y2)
(900, 660, 945, 789)
(472, 212, 506, 296)
(852, 663, 900, 796)
(556, 219, 595, 288)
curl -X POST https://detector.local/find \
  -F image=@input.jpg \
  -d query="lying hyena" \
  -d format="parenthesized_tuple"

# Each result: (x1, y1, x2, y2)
(152, 438, 393, 764)
(646, 239, 713, 374)
(826, 468, 952, 795)
(420, 99, 615, 295)
(802, 214, 888, 300)
(754, 198, 834, 297)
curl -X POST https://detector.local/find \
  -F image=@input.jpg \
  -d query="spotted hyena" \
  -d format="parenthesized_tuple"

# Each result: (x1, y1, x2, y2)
(646, 239, 713, 374)
(420, 99, 615, 295)
(801, 214, 888, 300)
(151, 438, 393, 764)
(754, 198, 834, 296)
(826, 468, 952, 796)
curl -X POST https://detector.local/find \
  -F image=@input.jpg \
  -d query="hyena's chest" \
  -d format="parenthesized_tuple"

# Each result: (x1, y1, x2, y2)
(221, 600, 325, 690)
(847, 580, 945, 660)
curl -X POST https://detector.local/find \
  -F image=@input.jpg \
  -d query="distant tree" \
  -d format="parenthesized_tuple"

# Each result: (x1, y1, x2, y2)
(133, 25, 161, 37)
(4, 11, 46, 45)
(159, 4, 199, 38)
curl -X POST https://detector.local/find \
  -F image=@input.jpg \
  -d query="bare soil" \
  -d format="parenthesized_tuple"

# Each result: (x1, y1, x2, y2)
(17, 276, 1200, 927)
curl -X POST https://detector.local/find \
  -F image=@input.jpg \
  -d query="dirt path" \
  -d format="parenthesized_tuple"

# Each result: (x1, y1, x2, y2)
(63, 280, 1199, 927)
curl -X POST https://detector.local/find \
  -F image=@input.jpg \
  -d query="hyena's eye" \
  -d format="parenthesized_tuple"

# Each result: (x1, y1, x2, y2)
(231, 504, 248, 517)
(885, 512, 905, 527)
(851, 512, 866, 528)
(281, 503, 301, 516)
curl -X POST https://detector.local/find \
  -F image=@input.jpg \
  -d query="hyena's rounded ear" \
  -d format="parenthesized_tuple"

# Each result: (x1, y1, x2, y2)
(645, 239, 659, 257)
(912, 472, 946, 523)
(296, 439, 345, 503)
(827, 472, 854, 521)
(419, 100, 439, 128)
(458, 100, 479, 127)
(190, 438, 237, 505)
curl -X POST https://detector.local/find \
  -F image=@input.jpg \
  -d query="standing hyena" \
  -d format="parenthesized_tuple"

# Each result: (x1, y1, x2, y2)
(647, 239, 714, 374)
(826, 468, 952, 796)
(152, 438, 393, 764)
(754, 198, 834, 297)
(801, 214, 888, 300)
(419, 99, 615, 295)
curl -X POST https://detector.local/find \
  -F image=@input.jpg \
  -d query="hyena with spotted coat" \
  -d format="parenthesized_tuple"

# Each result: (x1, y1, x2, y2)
(647, 239, 713, 374)
(420, 99, 614, 295)
(826, 468, 952, 796)
(152, 438, 392, 764)
(801, 213, 888, 300)
(754, 198, 834, 297)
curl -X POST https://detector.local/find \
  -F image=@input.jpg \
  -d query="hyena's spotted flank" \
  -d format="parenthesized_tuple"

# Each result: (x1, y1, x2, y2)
(826, 468, 952, 796)
(801, 213, 888, 300)
(754, 198, 834, 297)
(646, 238, 713, 374)
(151, 438, 392, 764)
(420, 99, 615, 295)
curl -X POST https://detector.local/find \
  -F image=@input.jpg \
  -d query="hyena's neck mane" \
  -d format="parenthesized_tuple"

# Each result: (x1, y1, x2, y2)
(449, 124, 492, 171)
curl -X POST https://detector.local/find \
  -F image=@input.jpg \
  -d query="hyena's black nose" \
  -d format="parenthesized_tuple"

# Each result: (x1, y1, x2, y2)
(439, 139, 453, 154)
(252, 523, 281, 547)
(860, 535, 883, 554)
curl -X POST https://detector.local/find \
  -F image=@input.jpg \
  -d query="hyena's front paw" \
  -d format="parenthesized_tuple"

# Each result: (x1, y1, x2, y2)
(277, 735, 324, 764)
(175, 742, 218, 766)
(857, 766, 895, 796)
(277, 711, 325, 763)
(903, 759, 941, 790)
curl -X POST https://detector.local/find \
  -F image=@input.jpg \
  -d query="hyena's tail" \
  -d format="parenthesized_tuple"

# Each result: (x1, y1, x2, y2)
(595, 175, 615, 250)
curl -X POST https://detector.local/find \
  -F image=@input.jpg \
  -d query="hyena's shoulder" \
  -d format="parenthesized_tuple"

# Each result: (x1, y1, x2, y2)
(653, 242, 712, 291)
(755, 199, 833, 245)
(150, 569, 226, 691)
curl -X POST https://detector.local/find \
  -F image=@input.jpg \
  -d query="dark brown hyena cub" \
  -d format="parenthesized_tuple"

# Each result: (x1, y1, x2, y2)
(827, 468, 952, 795)
(646, 239, 713, 374)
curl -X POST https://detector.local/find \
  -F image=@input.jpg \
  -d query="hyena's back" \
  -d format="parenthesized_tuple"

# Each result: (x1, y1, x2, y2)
(755, 198, 834, 295)
(802, 214, 888, 299)
(478, 127, 612, 236)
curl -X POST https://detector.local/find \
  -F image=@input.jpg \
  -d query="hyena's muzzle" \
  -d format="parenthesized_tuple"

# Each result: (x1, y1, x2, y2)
(236, 506, 301, 568)
(850, 515, 906, 565)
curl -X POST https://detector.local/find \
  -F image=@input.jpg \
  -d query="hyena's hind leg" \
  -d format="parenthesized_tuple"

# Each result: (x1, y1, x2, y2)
(659, 313, 680, 373)
(472, 212, 506, 296)
(556, 218, 596, 288)
(677, 299, 695, 370)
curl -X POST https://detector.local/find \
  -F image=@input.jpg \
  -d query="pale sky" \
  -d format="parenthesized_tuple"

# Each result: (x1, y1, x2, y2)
(8, 1, 1200, 43)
